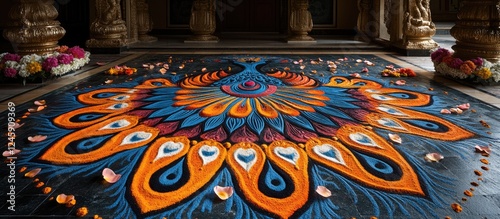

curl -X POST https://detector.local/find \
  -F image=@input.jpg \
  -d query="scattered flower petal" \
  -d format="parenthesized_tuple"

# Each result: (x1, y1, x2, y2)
(388, 133, 402, 144)
(34, 100, 46, 106)
(425, 153, 444, 162)
(440, 109, 451, 114)
(2, 149, 21, 157)
(28, 135, 47, 142)
(56, 193, 75, 204)
(96, 62, 107, 66)
(474, 145, 491, 155)
(315, 186, 332, 197)
(28, 108, 37, 113)
(24, 168, 41, 178)
(364, 61, 375, 66)
(37, 105, 46, 111)
(356, 59, 363, 63)
(361, 67, 369, 73)
(159, 68, 167, 74)
(450, 108, 463, 114)
(104, 80, 113, 84)
(201, 67, 207, 72)
(395, 80, 406, 86)
(457, 103, 470, 110)
(293, 61, 299, 65)
(386, 65, 395, 70)
(350, 73, 361, 78)
(102, 168, 122, 183)
(8, 122, 24, 129)
(214, 186, 233, 200)
(300, 65, 306, 70)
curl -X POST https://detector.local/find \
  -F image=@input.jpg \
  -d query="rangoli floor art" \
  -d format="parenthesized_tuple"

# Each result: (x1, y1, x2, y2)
(1, 54, 499, 219)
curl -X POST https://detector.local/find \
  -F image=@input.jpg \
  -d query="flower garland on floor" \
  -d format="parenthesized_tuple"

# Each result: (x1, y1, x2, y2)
(0, 46, 91, 83)
(431, 48, 500, 84)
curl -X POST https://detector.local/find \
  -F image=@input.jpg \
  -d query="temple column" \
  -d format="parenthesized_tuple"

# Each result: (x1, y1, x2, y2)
(2, 0, 66, 56)
(287, 0, 315, 43)
(186, 0, 218, 43)
(388, 0, 438, 55)
(136, 0, 157, 42)
(450, 0, 500, 62)
(86, 0, 128, 53)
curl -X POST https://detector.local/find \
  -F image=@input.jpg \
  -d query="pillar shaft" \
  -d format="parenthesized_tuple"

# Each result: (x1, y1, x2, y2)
(2, 0, 66, 55)
(450, 0, 500, 62)
(137, 0, 157, 42)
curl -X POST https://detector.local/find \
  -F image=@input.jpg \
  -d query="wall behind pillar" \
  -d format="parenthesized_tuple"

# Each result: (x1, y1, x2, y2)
(0, 0, 14, 52)
(336, 1, 358, 29)
(149, 0, 168, 29)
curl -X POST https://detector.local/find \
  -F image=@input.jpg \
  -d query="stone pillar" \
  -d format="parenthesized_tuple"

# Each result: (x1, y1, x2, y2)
(388, 0, 438, 55)
(136, 0, 157, 42)
(450, 0, 500, 62)
(3, 0, 66, 56)
(86, 0, 128, 52)
(186, 0, 218, 43)
(287, 0, 315, 43)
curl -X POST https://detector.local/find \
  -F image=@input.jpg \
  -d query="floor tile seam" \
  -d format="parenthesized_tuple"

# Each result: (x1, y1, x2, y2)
(0, 53, 146, 113)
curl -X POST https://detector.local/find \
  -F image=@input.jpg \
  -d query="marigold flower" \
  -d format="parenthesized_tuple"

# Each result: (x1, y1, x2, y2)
(460, 61, 476, 75)
(474, 67, 492, 80)
(442, 55, 454, 66)
(26, 61, 42, 74)
(57, 45, 69, 53)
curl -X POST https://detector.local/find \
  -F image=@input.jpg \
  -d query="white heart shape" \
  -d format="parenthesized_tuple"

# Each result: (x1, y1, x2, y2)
(198, 145, 220, 166)
(120, 131, 153, 146)
(274, 146, 299, 165)
(349, 133, 381, 148)
(313, 144, 346, 166)
(234, 148, 257, 172)
(154, 141, 184, 162)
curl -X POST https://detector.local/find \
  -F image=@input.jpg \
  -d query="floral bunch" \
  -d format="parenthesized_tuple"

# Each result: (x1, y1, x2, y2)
(105, 65, 137, 75)
(381, 67, 416, 77)
(0, 45, 90, 82)
(431, 48, 500, 83)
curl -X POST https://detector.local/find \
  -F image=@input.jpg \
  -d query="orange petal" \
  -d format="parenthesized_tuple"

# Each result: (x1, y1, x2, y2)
(24, 168, 41, 178)
(214, 186, 233, 200)
(388, 133, 402, 144)
(56, 193, 75, 204)
(2, 149, 21, 157)
(159, 68, 167, 74)
(102, 168, 122, 183)
(315, 186, 332, 197)
(28, 135, 47, 142)
(425, 153, 444, 162)
(28, 108, 37, 113)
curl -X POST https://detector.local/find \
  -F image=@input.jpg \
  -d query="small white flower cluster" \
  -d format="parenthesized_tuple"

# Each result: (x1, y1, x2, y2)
(433, 58, 500, 83)
(51, 52, 91, 76)
(434, 62, 469, 79)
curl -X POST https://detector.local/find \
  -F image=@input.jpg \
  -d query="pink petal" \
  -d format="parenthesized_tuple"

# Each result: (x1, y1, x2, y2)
(102, 168, 122, 183)
(388, 133, 402, 144)
(3, 149, 21, 157)
(8, 122, 24, 129)
(361, 67, 369, 73)
(34, 100, 46, 106)
(214, 186, 234, 200)
(395, 80, 406, 86)
(474, 145, 491, 154)
(440, 109, 451, 114)
(293, 61, 299, 65)
(28, 135, 47, 142)
(457, 103, 470, 110)
(386, 65, 395, 70)
(350, 73, 361, 78)
(425, 153, 444, 162)
(315, 186, 332, 197)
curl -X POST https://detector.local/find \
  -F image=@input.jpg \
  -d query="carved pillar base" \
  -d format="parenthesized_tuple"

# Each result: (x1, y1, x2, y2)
(450, 0, 500, 62)
(186, 0, 219, 43)
(2, 0, 65, 56)
(86, 0, 128, 53)
(287, 0, 315, 43)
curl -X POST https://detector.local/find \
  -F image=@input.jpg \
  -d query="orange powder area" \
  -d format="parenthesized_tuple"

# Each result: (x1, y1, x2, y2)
(131, 137, 227, 214)
(324, 77, 383, 89)
(266, 71, 318, 87)
(358, 88, 431, 107)
(134, 78, 176, 89)
(310, 125, 425, 196)
(365, 106, 474, 141)
(39, 116, 159, 164)
(226, 141, 309, 219)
